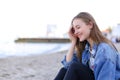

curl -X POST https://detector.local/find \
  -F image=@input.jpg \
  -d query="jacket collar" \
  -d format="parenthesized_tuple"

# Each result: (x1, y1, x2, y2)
(85, 42, 98, 57)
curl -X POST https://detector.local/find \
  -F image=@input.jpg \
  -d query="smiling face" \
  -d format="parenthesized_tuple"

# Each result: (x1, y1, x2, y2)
(72, 18, 92, 42)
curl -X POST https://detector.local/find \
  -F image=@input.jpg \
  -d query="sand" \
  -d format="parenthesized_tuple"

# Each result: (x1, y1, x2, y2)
(0, 51, 67, 80)
(0, 43, 120, 80)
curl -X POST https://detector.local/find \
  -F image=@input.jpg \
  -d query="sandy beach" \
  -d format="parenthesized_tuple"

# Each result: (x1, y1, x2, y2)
(0, 43, 120, 80)
(0, 50, 66, 80)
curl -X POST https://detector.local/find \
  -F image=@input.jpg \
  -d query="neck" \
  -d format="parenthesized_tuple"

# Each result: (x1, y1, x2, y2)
(87, 38, 94, 50)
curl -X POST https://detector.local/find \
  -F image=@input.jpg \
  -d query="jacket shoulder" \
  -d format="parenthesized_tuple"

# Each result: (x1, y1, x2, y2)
(96, 43, 117, 63)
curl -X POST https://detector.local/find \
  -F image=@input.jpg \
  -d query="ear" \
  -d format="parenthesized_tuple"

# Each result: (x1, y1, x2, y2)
(88, 21, 93, 29)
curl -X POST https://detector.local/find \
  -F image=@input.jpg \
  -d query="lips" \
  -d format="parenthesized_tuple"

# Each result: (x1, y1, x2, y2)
(76, 33, 82, 38)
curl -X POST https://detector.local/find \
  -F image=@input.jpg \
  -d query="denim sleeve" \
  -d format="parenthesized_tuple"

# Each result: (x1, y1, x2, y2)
(94, 58, 116, 80)
(61, 52, 79, 69)
(116, 53, 120, 79)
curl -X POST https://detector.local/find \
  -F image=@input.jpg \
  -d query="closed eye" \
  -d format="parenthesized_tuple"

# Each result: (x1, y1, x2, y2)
(76, 25, 81, 29)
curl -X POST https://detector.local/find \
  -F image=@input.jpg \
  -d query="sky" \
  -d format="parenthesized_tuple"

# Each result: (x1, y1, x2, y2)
(0, 0, 120, 42)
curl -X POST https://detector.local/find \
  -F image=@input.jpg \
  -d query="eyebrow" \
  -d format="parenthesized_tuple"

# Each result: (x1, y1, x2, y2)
(72, 25, 80, 29)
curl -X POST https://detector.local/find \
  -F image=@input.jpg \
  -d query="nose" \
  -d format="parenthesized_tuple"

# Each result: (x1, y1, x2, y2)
(74, 30, 79, 35)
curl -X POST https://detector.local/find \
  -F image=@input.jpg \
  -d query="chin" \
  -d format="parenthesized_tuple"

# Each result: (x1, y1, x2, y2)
(79, 38, 85, 42)
(78, 36, 86, 42)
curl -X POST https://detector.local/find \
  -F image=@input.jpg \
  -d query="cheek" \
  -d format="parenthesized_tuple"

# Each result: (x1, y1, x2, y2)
(85, 29, 91, 36)
(81, 28, 90, 37)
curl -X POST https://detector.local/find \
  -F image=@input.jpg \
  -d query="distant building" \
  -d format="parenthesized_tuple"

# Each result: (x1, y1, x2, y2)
(112, 24, 120, 37)
(101, 28, 112, 40)
(63, 32, 69, 38)
(46, 24, 57, 38)
(111, 24, 120, 43)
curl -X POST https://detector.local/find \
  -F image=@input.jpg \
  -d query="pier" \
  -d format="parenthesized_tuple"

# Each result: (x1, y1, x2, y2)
(15, 38, 70, 43)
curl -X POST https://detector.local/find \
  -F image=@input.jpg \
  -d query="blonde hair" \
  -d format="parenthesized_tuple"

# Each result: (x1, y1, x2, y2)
(71, 12, 117, 61)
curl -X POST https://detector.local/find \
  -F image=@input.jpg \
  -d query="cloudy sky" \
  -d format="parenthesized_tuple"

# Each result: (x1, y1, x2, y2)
(0, 0, 120, 42)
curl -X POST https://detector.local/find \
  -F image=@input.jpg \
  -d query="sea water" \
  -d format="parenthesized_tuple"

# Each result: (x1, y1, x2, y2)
(0, 42, 70, 58)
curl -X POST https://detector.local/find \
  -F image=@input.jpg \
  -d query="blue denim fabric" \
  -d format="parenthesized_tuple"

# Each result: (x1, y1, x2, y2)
(61, 42, 120, 80)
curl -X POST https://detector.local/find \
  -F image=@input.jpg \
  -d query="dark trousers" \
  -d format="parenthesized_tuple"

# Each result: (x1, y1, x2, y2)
(54, 62, 95, 80)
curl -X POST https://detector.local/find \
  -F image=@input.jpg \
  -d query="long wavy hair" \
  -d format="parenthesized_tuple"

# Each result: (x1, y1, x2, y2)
(71, 12, 117, 61)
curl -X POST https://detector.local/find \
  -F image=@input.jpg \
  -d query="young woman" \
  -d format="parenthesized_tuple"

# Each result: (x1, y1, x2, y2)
(54, 12, 120, 80)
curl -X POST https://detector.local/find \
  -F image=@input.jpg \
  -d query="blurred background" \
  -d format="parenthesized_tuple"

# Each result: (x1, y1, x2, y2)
(0, 0, 120, 57)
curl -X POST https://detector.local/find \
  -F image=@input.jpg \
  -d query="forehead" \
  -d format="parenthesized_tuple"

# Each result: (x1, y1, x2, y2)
(72, 18, 84, 26)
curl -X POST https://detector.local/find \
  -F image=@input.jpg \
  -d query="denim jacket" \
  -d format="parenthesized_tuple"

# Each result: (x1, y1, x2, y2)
(61, 42, 120, 80)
